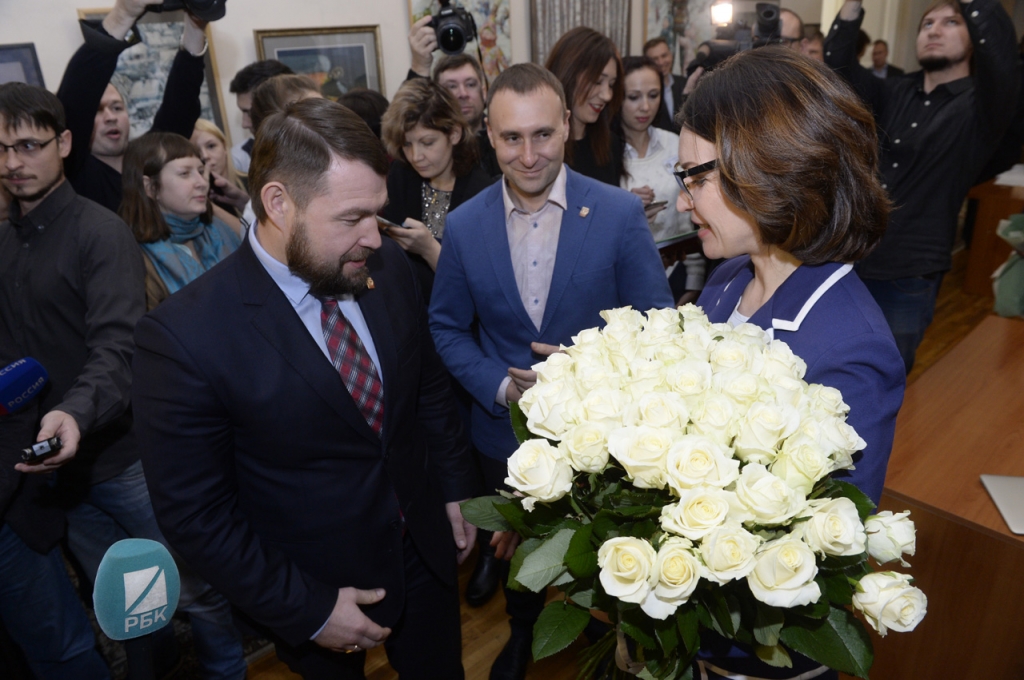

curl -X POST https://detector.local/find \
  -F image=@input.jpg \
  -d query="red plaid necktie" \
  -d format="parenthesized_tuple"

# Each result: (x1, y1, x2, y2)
(319, 297, 384, 436)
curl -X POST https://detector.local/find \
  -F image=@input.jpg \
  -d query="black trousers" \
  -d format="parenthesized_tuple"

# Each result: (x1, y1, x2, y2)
(479, 453, 546, 633)
(275, 533, 463, 679)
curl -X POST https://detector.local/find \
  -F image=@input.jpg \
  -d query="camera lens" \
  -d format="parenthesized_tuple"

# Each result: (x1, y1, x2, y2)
(437, 23, 466, 54)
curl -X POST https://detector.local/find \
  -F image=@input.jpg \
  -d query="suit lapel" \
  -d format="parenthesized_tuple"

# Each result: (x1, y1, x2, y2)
(540, 171, 592, 334)
(482, 185, 540, 335)
(237, 241, 381, 447)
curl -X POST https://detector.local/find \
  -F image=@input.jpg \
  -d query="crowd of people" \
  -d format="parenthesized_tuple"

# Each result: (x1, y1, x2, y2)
(0, 0, 1019, 679)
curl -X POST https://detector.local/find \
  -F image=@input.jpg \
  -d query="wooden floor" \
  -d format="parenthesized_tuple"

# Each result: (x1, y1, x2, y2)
(249, 251, 996, 680)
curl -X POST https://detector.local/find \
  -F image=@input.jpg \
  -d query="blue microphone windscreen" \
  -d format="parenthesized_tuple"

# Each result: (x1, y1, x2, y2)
(0, 358, 48, 416)
(93, 539, 181, 640)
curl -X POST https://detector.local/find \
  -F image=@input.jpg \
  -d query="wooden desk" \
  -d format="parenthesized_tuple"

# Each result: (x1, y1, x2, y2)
(859, 316, 1024, 679)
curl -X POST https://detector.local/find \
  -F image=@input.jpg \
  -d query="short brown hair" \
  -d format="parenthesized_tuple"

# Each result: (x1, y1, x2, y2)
(249, 74, 319, 134)
(678, 47, 889, 264)
(545, 27, 624, 169)
(381, 78, 479, 177)
(919, 0, 962, 31)
(120, 132, 212, 244)
(642, 37, 669, 54)
(249, 98, 389, 224)
(434, 53, 486, 87)
(486, 62, 566, 111)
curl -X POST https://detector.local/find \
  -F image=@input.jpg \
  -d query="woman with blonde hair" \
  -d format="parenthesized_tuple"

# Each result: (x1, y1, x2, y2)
(191, 118, 246, 215)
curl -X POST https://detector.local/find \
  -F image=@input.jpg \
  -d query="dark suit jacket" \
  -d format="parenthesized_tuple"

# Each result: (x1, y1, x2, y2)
(132, 237, 476, 647)
(884, 63, 905, 78)
(653, 74, 686, 133)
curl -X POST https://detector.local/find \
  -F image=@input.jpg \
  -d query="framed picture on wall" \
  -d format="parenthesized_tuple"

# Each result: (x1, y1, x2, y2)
(408, 1, 510, 81)
(254, 27, 385, 99)
(0, 43, 45, 88)
(77, 8, 230, 144)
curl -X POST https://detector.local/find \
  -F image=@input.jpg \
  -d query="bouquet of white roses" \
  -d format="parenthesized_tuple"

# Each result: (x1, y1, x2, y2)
(461, 306, 926, 679)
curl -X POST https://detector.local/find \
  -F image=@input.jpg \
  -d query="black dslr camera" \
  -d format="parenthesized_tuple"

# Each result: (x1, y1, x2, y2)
(430, 0, 478, 56)
(686, 1, 783, 77)
(145, 0, 226, 22)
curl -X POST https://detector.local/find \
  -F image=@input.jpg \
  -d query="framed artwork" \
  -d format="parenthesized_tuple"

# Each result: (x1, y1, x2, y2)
(408, 0, 510, 81)
(254, 26, 385, 100)
(0, 43, 45, 88)
(644, 0, 716, 75)
(77, 9, 229, 144)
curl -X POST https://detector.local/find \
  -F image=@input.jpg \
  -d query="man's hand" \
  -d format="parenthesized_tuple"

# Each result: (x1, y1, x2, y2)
(490, 530, 522, 560)
(313, 588, 391, 653)
(409, 15, 438, 77)
(181, 12, 208, 56)
(840, 1, 862, 21)
(446, 500, 477, 564)
(507, 343, 560, 400)
(210, 172, 250, 211)
(15, 410, 80, 474)
(103, 0, 150, 40)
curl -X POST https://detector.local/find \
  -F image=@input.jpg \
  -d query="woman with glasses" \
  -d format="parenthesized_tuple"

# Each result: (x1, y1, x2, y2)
(676, 47, 905, 678)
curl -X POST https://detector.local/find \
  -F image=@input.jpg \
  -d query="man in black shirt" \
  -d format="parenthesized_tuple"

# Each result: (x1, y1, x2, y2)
(825, 0, 1019, 372)
(57, 0, 207, 213)
(0, 83, 246, 680)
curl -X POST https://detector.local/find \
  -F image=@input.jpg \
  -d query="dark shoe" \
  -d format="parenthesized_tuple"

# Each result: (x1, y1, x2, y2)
(465, 537, 499, 607)
(489, 628, 531, 680)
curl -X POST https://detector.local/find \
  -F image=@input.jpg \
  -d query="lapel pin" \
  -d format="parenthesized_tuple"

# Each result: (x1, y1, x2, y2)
(366, 277, 375, 290)
(579, 207, 590, 218)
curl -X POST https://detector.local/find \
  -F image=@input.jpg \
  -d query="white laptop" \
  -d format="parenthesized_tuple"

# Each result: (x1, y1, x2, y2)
(980, 475, 1024, 535)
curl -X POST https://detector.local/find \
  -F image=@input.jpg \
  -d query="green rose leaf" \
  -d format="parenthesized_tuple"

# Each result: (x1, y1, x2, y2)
(829, 481, 876, 520)
(507, 537, 543, 592)
(516, 528, 575, 592)
(755, 644, 793, 668)
(779, 606, 874, 678)
(754, 602, 785, 647)
(677, 605, 700, 657)
(620, 614, 659, 651)
(494, 498, 533, 537)
(531, 600, 590, 660)
(569, 587, 594, 609)
(565, 524, 599, 578)
(653, 614, 680, 656)
(459, 496, 513, 532)
(510, 401, 532, 444)
(703, 588, 737, 638)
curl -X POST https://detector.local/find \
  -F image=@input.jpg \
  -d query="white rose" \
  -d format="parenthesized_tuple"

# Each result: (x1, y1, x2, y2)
(732, 322, 770, 345)
(568, 327, 604, 352)
(660, 487, 733, 540)
(534, 352, 575, 384)
(771, 434, 832, 495)
(732, 464, 806, 525)
(852, 572, 927, 636)
(576, 388, 627, 427)
(625, 359, 668, 399)
(733, 400, 800, 465)
(607, 426, 676, 489)
(625, 392, 690, 431)
(806, 384, 850, 417)
(644, 307, 684, 334)
(698, 521, 762, 584)
(641, 537, 702, 619)
(597, 537, 657, 604)
(602, 325, 640, 374)
(712, 370, 769, 408)
(677, 303, 708, 325)
(678, 326, 713, 363)
(666, 359, 714, 406)
(665, 435, 739, 493)
(505, 439, 574, 510)
(519, 379, 580, 441)
(688, 394, 739, 446)
(768, 375, 809, 410)
(709, 339, 758, 374)
(819, 417, 866, 470)
(760, 340, 808, 382)
(600, 306, 644, 329)
(865, 511, 917, 567)
(655, 338, 690, 366)
(574, 357, 623, 393)
(796, 498, 866, 557)
(747, 537, 821, 608)
(560, 422, 611, 473)
(638, 328, 677, 360)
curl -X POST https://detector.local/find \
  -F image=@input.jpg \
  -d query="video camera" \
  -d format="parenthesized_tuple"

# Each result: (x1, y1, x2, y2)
(430, 0, 478, 56)
(686, 1, 783, 77)
(145, 0, 226, 22)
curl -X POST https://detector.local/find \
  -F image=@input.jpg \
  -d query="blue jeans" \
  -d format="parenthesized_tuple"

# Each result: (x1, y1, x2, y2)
(862, 274, 944, 374)
(0, 523, 110, 680)
(66, 461, 246, 680)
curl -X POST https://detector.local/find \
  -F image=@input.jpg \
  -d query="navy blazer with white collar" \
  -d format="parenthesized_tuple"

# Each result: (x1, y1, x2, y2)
(698, 256, 905, 504)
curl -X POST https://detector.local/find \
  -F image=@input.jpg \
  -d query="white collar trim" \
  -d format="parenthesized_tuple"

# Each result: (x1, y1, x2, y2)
(771, 264, 853, 332)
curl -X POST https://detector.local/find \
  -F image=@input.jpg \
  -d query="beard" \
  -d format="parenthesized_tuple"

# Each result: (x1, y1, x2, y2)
(1, 172, 64, 206)
(286, 216, 375, 298)
(919, 55, 953, 72)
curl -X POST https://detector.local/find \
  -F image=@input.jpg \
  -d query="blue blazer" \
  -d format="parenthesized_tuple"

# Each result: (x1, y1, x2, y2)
(698, 256, 905, 504)
(429, 167, 674, 460)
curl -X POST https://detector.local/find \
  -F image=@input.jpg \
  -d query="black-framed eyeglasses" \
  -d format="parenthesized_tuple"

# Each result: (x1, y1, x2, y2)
(0, 136, 59, 157)
(674, 159, 718, 200)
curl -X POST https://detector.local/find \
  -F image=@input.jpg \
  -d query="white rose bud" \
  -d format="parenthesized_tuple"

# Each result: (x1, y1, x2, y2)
(797, 498, 867, 557)
(666, 359, 714, 404)
(573, 356, 622, 393)
(655, 338, 690, 365)
(698, 521, 762, 584)
(534, 352, 575, 384)
(771, 433, 832, 495)
(819, 417, 867, 471)
(641, 537, 702, 619)
(597, 537, 657, 604)
(600, 306, 644, 329)
(625, 392, 690, 431)
(689, 394, 739, 446)
(678, 326, 713, 363)
(607, 426, 675, 489)
(638, 328, 676, 360)
(625, 359, 668, 399)
(505, 439, 573, 510)
(709, 339, 758, 374)
(576, 388, 627, 427)
(560, 422, 611, 473)
(806, 384, 850, 417)
(865, 511, 917, 567)
(760, 340, 808, 382)
(852, 572, 928, 636)
(747, 537, 822, 608)
(767, 375, 809, 410)
(712, 370, 769, 408)
(644, 307, 685, 334)
(519, 379, 580, 441)
(568, 327, 604, 352)
(660, 487, 733, 540)
(732, 464, 806, 525)
(733, 400, 800, 466)
(677, 303, 708, 325)
(665, 435, 739, 493)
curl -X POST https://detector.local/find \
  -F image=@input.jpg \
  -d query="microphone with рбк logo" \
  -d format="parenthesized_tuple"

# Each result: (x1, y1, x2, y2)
(94, 539, 181, 680)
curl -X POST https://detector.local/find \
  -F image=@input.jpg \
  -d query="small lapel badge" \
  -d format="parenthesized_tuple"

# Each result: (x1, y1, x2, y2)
(579, 207, 590, 218)
(366, 277, 375, 290)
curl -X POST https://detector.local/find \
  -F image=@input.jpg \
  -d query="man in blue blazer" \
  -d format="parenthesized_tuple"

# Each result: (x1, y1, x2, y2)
(429, 63, 674, 680)
(132, 99, 478, 679)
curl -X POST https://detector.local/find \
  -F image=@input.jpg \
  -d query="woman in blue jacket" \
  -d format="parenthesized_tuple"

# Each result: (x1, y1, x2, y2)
(675, 47, 905, 680)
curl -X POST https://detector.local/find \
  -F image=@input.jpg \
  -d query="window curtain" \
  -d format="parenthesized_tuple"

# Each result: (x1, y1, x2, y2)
(530, 0, 631, 65)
